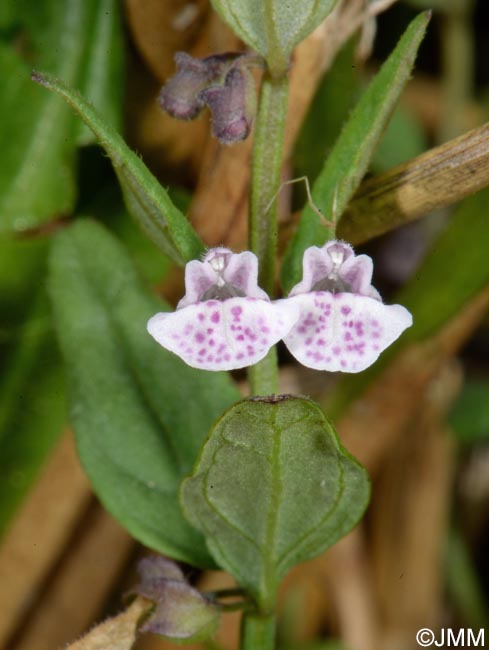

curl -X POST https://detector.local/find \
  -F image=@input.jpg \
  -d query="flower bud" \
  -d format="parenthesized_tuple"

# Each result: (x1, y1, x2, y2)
(158, 52, 261, 143)
(134, 555, 219, 642)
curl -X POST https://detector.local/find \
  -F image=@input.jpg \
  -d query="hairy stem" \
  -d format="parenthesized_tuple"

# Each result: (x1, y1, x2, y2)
(247, 73, 288, 397)
(250, 73, 288, 295)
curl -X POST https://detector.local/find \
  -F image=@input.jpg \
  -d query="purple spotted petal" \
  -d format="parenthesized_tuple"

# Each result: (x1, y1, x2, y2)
(147, 297, 299, 371)
(283, 292, 412, 372)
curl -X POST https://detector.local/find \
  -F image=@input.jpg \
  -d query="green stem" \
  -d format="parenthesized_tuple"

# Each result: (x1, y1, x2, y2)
(247, 72, 288, 397)
(249, 73, 288, 295)
(241, 612, 276, 650)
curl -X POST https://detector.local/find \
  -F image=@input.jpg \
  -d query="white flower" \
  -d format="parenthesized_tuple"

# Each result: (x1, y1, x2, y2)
(283, 241, 413, 372)
(147, 248, 298, 371)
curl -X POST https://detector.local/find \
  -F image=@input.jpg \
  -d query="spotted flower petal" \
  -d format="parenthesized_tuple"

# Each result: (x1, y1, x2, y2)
(148, 248, 298, 371)
(283, 240, 412, 372)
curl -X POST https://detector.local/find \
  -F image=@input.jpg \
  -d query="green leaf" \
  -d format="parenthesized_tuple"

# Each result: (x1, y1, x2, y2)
(209, 0, 338, 76)
(49, 219, 239, 567)
(75, 0, 124, 146)
(181, 396, 369, 610)
(293, 39, 360, 185)
(0, 235, 66, 535)
(0, 293, 66, 536)
(0, 0, 97, 233)
(34, 71, 204, 265)
(281, 11, 430, 292)
(371, 104, 426, 173)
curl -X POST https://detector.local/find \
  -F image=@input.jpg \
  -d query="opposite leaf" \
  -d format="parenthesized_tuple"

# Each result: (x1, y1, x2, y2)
(33, 71, 204, 266)
(281, 11, 430, 291)
(181, 395, 370, 611)
(49, 219, 239, 567)
(209, 0, 338, 76)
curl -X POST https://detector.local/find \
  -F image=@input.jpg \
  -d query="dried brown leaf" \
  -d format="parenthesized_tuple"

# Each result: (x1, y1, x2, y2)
(66, 597, 150, 650)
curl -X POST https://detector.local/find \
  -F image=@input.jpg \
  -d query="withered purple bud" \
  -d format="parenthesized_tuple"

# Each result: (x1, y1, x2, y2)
(200, 66, 256, 144)
(134, 555, 219, 642)
(158, 52, 210, 120)
(158, 51, 261, 143)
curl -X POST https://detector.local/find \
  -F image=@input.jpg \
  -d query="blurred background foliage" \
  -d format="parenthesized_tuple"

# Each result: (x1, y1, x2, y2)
(0, 0, 488, 649)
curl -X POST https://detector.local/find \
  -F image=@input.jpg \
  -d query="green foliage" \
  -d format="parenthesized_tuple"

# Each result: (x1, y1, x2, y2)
(0, 274, 66, 536)
(445, 529, 489, 632)
(449, 380, 489, 446)
(34, 72, 204, 266)
(371, 104, 426, 173)
(281, 11, 430, 292)
(0, 0, 124, 234)
(209, 0, 338, 76)
(75, 0, 124, 146)
(181, 396, 369, 610)
(293, 40, 360, 185)
(49, 219, 240, 567)
(397, 188, 489, 343)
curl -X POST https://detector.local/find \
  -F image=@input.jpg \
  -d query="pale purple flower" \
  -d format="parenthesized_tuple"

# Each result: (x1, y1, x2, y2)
(147, 248, 298, 371)
(283, 241, 413, 372)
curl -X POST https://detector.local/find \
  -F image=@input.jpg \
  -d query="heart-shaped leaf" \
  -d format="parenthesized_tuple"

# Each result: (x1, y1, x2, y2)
(181, 395, 370, 610)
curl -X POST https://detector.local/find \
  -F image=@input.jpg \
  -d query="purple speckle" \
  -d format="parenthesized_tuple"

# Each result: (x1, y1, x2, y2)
(198, 348, 206, 356)
(333, 346, 341, 356)
(231, 306, 243, 320)
(341, 306, 351, 315)
(195, 332, 205, 343)
(211, 311, 220, 323)
(197, 313, 205, 321)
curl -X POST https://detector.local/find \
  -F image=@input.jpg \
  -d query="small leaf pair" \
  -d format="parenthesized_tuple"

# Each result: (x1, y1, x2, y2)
(147, 242, 413, 373)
